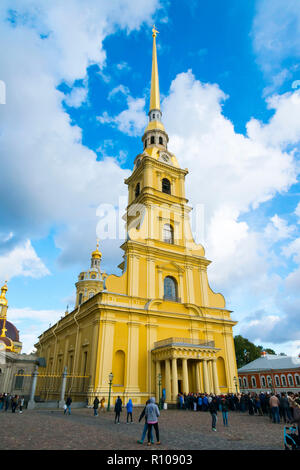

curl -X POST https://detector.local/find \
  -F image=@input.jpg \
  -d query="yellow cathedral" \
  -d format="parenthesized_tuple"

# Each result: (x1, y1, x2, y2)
(35, 28, 238, 405)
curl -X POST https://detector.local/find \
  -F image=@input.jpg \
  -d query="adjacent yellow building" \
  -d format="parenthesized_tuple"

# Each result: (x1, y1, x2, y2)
(35, 27, 238, 405)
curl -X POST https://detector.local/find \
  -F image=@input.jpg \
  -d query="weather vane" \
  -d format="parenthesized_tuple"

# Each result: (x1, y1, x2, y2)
(152, 25, 159, 37)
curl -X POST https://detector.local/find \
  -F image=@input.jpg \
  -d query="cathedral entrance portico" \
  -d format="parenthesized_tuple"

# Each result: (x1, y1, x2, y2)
(152, 337, 221, 402)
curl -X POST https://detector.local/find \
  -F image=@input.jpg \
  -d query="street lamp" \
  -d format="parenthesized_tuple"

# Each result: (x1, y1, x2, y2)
(107, 372, 114, 412)
(158, 373, 162, 410)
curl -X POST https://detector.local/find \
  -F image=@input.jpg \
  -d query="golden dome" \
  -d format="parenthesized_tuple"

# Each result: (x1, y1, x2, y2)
(0, 281, 8, 306)
(91, 240, 102, 260)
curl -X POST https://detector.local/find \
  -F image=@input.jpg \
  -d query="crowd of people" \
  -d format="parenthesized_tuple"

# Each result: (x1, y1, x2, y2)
(0, 393, 25, 413)
(176, 391, 300, 433)
(2, 388, 300, 447)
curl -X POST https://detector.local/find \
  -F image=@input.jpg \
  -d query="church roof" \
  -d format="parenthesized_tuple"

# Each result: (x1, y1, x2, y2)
(0, 319, 20, 342)
(238, 354, 300, 373)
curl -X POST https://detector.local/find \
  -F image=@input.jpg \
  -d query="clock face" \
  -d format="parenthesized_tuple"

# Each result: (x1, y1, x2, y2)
(161, 154, 169, 163)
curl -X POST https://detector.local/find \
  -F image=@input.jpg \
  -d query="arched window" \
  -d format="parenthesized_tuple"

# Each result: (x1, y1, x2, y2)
(150, 136, 155, 144)
(261, 376, 266, 387)
(164, 276, 178, 301)
(78, 293, 83, 305)
(162, 178, 171, 194)
(281, 375, 287, 387)
(135, 183, 140, 198)
(288, 374, 294, 387)
(295, 374, 300, 386)
(159, 136, 163, 145)
(144, 139, 147, 148)
(267, 375, 272, 387)
(243, 377, 248, 388)
(15, 369, 24, 390)
(163, 224, 174, 244)
(89, 291, 94, 299)
(275, 375, 280, 387)
(238, 377, 242, 388)
(251, 376, 256, 388)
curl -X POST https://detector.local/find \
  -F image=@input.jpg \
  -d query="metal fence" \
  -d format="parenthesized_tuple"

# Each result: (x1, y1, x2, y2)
(14, 372, 90, 403)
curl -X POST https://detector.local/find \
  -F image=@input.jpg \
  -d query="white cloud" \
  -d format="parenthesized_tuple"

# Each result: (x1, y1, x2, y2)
(282, 237, 300, 264)
(252, 0, 300, 75)
(0, 240, 50, 281)
(97, 95, 147, 136)
(64, 86, 88, 108)
(108, 84, 130, 101)
(264, 214, 296, 241)
(159, 69, 300, 350)
(0, 0, 161, 270)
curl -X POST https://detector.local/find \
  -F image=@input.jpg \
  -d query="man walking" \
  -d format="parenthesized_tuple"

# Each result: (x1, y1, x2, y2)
(270, 393, 280, 423)
(114, 396, 122, 424)
(209, 397, 218, 431)
(146, 397, 161, 446)
(64, 396, 72, 415)
(137, 400, 154, 444)
(126, 398, 133, 423)
(93, 397, 99, 417)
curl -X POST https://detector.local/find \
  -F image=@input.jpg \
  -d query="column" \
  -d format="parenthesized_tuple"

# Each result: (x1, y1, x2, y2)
(59, 366, 68, 408)
(146, 323, 158, 396)
(178, 273, 184, 303)
(212, 359, 220, 395)
(88, 318, 100, 398)
(171, 357, 178, 401)
(158, 269, 163, 299)
(27, 367, 38, 410)
(155, 360, 161, 403)
(128, 255, 139, 297)
(96, 316, 115, 394)
(182, 358, 189, 394)
(125, 321, 140, 394)
(208, 360, 213, 394)
(165, 359, 171, 402)
(185, 266, 195, 304)
(224, 331, 237, 393)
(195, 361, 201, 393)
(147, 257, 156, 299)
(202, 359, 210, 394)
(199, 267, 209, 306)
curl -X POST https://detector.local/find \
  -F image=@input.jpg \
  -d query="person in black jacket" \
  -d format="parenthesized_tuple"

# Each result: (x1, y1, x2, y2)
(64, 396, 72, 415)
(209, 397, 218, 431)
(221, 397, 229, 427)
(93, 397, 100, 417)
(137, 400, 154, 444)
(114, 396, 122, 424)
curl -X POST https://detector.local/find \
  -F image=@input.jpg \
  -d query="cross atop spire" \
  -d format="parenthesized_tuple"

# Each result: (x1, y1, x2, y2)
(152, 25, 159, 37)
(149, 24, 160, 112)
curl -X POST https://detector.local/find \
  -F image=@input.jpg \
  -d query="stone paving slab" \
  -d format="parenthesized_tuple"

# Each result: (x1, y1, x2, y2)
(0, 408, 287, 450)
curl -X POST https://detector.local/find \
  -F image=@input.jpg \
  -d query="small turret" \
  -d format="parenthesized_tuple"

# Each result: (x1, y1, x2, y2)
(75, 240, 106, 307)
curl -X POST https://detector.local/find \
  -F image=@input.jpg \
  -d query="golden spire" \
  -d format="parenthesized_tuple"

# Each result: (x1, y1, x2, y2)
(150, 25, 160, 111)
(0, 280, 8, 307)
(91, 239, 102, 260)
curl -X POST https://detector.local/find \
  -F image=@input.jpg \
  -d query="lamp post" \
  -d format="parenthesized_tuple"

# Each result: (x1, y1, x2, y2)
(233, 376, 238, 394)
(107, 372, 114, 412)
(158, 373, 162, 409)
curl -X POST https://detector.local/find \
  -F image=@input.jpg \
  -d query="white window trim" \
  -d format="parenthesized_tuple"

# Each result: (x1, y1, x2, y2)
(287, 374, 294, 386)
(281, 374, 287, 386)
(274, 375, 280, 387)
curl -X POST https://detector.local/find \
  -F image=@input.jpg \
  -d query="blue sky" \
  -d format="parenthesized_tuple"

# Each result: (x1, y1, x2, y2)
(0, 0, 300, 354)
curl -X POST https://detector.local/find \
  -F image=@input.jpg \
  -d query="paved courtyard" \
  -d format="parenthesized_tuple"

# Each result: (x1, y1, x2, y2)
(0, 407, 286, 450)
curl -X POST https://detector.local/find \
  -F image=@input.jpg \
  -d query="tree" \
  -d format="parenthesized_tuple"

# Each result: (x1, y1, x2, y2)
(234, 335, 262, 369)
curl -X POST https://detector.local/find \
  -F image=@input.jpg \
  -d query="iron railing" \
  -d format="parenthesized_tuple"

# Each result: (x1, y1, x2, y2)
(154, 337, 215, 349)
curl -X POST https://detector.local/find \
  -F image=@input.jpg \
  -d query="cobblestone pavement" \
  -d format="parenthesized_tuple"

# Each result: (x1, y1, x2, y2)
(0, 408, 286, 450)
